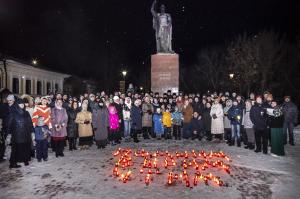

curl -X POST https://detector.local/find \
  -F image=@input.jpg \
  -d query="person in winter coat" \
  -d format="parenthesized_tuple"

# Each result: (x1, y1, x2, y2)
(153, 108, 164, 139)
(210, 97, 224, 141)
(131, 99, 142, 143)
(108, 105, 120, 145)
(268, 100, 285, 156)
(32, 97, 52, 129)
(282, 96, 298, 145)
(123, 97, 132, 141)
(142, 96, 154, 139)
(192, 97, 202, 115)
(182, 100, 193, 139)
(34, 116, 51, 162)
(67, 101, 79, 151)
(202, 102, 212, 141)
(51, 99, 68, 157)
(7, 99, 33, 168)
(162, 107, 172, 139)
(93, 101, 109, 148)
(112, 96, 123, 138)
(223, 99, 232, 143)
(171, 106, 183, 140)
(228, 100, 243, 147)
(250, 96, 269, 154)
(242, 100, 255, 150)
(75, 102, 93, 149)
(190, 112, 205, 140)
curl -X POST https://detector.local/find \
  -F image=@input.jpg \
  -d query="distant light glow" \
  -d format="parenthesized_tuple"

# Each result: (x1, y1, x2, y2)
(32, 59, 38, 65)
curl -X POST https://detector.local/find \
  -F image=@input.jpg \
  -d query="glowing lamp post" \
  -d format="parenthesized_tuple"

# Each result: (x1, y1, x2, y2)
(229, 73, 234, 79)
(32, 59, 38, 65)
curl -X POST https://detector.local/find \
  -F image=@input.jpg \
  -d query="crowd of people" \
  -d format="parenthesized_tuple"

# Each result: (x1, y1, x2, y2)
(0, 89, 298, 169)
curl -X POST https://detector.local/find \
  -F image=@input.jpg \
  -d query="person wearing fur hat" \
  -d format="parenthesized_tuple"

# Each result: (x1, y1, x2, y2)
(7, 98, 33, 168)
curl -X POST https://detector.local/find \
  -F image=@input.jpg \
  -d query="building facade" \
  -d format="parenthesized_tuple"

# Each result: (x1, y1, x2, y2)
(0, 59, 70, 96)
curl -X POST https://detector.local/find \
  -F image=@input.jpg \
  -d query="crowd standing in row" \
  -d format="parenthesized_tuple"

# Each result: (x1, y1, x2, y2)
(0, 90, 298, 168)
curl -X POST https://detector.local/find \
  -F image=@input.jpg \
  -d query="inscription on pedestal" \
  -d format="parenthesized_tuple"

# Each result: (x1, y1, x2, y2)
(151, 53, 179, 94)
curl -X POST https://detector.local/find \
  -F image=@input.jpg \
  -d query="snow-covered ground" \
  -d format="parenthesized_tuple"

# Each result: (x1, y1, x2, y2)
(1, 127, 300, 199)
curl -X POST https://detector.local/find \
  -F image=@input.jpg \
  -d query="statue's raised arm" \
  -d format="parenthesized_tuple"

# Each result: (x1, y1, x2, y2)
(151, 0, 157, 17)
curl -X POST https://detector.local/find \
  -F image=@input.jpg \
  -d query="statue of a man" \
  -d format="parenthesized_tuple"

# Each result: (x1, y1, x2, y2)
(151, 0, 174, 53)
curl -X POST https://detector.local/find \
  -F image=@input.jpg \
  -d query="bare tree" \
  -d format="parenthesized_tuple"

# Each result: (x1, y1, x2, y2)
(227, 30, 286, 94)
(194, 47, 227, 91)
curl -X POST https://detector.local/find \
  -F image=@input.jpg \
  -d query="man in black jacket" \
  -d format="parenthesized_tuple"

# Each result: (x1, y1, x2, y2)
(282, 96, 298, 145)
(250, 96, 269, 154)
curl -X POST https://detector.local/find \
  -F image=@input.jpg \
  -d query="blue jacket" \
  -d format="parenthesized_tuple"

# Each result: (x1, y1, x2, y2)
(34, 125, 51, 141)
(171, 111, 183, 126)
(153, 114, 164, 135)
(228, 105, 243, 125)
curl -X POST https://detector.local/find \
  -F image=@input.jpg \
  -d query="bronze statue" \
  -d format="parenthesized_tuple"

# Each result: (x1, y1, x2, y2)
(151, 0, 174, 53)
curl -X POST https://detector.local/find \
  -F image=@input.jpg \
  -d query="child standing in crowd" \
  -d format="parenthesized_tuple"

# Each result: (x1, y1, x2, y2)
(182, 100, 193, 139)
(108, 105, 120, 145)
(171, 106, 183, 140)
(153, 108, 164, 139)
(162, 107, 172, 139)
(190, 112, 204, 140)
(34, 117, 51, 162)
(228, 100, 243, 147)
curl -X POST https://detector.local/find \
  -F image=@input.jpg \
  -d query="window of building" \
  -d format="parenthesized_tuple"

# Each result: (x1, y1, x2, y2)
(26, 79, 31, 94)
(37, 81, 42, 95)
(47, 82, 51, 94)
(55, 83, 59, 92)
(13, 78, 19, 94)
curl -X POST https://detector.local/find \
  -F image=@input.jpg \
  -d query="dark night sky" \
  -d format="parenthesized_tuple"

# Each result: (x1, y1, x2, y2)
(0, 0, 299, 88)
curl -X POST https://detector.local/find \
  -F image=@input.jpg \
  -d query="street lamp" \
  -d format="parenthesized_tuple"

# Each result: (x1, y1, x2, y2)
(229, 73, 234, 79)
(32, 59, 38, 65)
(140, 86, 143, 91)
(122, 70, 127, 80)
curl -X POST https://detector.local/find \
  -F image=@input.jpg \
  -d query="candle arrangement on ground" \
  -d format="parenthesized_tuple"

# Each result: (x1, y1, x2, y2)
(112, 148, 232, 188)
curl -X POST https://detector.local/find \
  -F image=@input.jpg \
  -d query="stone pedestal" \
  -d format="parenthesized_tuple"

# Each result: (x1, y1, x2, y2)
(151, 53, 179, 94)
